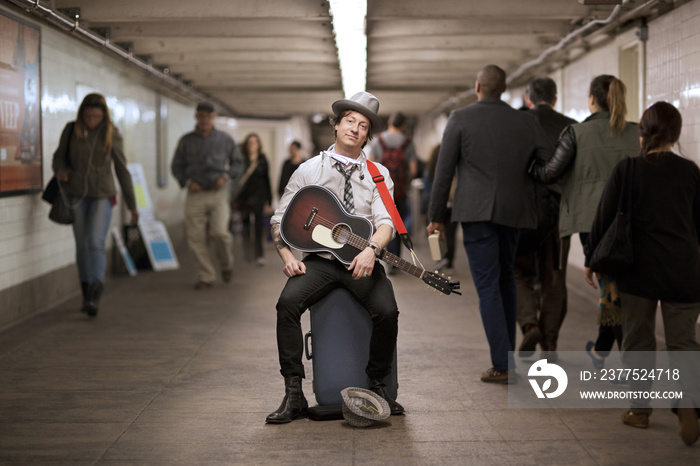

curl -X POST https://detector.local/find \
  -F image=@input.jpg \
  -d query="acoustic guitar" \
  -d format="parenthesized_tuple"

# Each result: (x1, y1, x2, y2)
(280, 185, 460, 296)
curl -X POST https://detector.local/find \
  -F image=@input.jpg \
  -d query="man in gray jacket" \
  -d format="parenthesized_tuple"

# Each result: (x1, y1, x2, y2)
(172, 102, 242, 289)
(427, 65, 551, 383)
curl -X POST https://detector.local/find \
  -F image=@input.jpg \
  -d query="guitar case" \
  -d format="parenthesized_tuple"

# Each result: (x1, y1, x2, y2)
(304, 287, 398, 420)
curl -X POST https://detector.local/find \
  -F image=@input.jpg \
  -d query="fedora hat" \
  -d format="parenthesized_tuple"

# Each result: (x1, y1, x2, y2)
(340, 387, 391, 427)
(332, 92, 386, 132)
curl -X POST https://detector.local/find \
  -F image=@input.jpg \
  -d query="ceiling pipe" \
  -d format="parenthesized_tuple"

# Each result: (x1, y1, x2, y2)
(506, 0, 632, 84)
(430, 0, 658, 116)
(6, 0, 237, 116)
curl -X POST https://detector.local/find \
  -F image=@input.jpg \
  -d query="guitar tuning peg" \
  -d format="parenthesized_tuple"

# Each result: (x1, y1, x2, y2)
(434, 270, 439, 274)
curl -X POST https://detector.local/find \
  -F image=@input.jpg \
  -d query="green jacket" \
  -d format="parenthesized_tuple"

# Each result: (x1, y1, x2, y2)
(532, 112, 639, 237)
(560, 112, 639, 237)
(52, 122, 137, 210)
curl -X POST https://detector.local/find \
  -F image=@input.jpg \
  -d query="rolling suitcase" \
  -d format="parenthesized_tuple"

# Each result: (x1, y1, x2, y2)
(304, 287, 398, 419)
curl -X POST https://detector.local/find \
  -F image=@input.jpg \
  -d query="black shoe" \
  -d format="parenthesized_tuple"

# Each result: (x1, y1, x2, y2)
(585, 341, 605, 370)
(266, 376, 309, 424)
(518, 325, 542, 358)
(80, 282, 89, 313)
(369, 379, 404, 415)
(84, 282, 103, 317)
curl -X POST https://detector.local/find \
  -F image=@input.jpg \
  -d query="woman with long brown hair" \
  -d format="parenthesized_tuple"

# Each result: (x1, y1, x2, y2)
(52, 93, 139, 316)
(585, 101, 700, 444)
(234, 133, 272, 265)
(530, 75, 639, 366)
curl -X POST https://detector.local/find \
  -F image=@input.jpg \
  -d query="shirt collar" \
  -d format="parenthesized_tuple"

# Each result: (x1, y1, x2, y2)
(322, 145, 365, 167)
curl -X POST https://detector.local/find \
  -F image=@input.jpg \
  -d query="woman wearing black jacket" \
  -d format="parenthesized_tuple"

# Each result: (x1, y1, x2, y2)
(235, 133, 273, 265)
(584, 101, 700, 445)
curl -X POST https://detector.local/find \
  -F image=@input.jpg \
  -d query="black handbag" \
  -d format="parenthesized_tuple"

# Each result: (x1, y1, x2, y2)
(589, 159, 634, 275)
(48, 183, 74, 225)
(43, 122, 75, 224)
(41, 176, 60, 204)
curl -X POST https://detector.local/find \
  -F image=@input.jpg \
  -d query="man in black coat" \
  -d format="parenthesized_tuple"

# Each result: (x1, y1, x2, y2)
(515, 77, 578, 360)
(427, 65, 551, 383)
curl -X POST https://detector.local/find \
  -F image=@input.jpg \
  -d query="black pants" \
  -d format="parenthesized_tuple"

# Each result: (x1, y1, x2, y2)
(514, 230, 568, 350)
(275, 255, 399, 380)
(239, 200, 265, 260)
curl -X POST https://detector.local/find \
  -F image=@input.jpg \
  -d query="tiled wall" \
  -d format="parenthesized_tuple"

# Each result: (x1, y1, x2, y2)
(0, 4, 195, 293)
(560, 2, 700, 269)
(647, 0, 700, 165)
(0, 4, 312, 314)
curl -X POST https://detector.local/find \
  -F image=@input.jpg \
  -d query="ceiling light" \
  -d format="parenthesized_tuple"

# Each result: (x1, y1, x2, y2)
(329, 0, 367, 97)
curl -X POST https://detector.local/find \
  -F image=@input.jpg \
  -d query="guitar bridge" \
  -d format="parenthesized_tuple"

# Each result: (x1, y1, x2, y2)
(304, 207, 318, 230)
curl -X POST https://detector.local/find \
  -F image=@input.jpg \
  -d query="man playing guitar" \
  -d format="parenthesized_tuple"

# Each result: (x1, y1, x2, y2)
(266, 92, 404, 423)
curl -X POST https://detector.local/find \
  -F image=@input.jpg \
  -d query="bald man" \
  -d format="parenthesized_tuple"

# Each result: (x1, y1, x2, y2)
(427, 65, 552, 384)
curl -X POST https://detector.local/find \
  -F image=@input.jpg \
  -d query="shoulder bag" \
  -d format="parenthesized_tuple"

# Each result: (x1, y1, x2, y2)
(48, 182, 74, 224)
(589, 158, 634, 275)
(43, 122, 75, 225)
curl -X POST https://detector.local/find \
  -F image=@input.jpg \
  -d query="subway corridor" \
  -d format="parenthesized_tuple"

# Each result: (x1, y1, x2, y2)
(0, 231, 695, 464)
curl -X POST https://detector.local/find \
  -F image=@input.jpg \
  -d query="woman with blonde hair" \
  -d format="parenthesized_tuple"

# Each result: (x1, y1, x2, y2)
(531, 75, 639, 365)
(52, 93, 139, 316)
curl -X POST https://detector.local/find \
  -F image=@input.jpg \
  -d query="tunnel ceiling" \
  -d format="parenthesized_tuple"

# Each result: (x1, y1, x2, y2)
(50, 0, 665, 119)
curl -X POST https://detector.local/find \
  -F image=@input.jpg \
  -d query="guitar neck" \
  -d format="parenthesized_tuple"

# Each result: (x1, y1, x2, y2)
(354, 237, 424, 279)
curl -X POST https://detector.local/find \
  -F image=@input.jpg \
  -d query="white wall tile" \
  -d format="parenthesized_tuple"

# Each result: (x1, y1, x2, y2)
(0, 6, 195, 290)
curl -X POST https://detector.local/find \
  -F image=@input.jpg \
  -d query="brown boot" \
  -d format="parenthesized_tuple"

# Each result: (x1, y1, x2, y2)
(518, 324, 541, 358)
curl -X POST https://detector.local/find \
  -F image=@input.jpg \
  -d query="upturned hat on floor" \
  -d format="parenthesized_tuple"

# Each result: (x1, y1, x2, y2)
(340, 387, 391, 427)
(332, 92, 386, 132)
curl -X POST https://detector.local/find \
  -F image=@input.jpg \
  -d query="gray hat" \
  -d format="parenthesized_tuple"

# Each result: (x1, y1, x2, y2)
(332, 92, 386, 132)
(340, 387, 391, 427)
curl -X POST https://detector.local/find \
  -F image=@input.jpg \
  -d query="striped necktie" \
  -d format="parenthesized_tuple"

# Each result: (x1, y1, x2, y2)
(334, 162, 356, 214)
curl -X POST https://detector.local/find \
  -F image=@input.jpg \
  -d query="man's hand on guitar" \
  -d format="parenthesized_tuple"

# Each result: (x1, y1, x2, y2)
(348, 247, 375, 280)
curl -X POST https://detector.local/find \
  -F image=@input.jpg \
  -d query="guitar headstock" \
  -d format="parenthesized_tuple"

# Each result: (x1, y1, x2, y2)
(422, 270, 461, 296)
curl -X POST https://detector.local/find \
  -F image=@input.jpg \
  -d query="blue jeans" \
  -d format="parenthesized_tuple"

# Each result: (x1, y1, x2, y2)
(71, 197, 113, 283)
(462, 221, 519, 371)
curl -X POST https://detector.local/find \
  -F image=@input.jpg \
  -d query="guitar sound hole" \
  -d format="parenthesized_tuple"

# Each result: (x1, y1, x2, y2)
(331, 224, 351, 244)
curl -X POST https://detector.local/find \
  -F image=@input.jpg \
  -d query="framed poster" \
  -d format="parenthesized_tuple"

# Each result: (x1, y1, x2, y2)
(0, 11, 42, 196)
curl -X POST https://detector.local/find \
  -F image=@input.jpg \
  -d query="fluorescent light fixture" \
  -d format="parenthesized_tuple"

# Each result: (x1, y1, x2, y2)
(329, 0, 367, 97)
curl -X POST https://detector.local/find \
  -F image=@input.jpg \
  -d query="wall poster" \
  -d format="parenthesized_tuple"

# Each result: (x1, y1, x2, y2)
(0, 11, 41, 196)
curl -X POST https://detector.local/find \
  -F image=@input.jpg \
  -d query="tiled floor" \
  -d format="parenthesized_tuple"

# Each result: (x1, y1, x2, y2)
(0, 232, 696, 464)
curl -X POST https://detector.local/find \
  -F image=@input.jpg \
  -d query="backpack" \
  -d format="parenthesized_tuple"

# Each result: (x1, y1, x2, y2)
(378, 134, 410, 201)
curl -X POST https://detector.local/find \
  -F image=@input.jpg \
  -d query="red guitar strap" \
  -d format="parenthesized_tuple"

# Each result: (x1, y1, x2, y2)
(366, 160, 414, 251)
